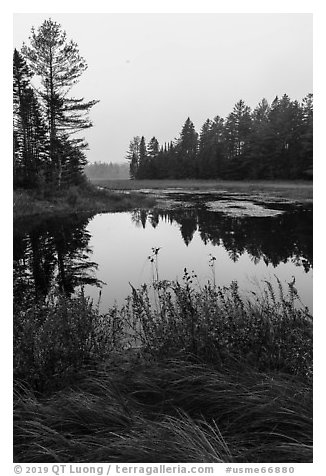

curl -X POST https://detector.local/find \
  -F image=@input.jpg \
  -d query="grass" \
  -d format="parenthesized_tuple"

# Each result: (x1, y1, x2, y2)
(13, 178, 312, 219)
(13, 182, 156, 219)
(90, 178, 313, 202)
(14, 361, 312, 463)
(14, 275, 312, 463)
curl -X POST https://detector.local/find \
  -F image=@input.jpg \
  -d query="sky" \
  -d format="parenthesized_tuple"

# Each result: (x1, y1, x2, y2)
(13, 13, 313, 164)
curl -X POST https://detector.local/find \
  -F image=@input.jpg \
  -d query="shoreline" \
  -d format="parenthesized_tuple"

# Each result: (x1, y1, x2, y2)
(13, 179, 313, 220)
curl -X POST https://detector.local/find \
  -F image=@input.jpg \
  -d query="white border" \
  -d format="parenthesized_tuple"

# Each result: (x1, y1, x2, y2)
(3, 2, 323, 474)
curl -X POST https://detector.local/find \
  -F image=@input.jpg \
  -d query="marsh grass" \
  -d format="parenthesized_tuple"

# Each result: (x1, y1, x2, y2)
(91, 178, 313, 202)
(13, 182, 156, 219)
(14, 275, 312, 463)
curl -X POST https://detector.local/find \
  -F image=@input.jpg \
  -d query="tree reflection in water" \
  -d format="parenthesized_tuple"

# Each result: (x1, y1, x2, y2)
(14, 214, 102, 304)
(131, 203, 312, 272)
(14, 200, 312, 307)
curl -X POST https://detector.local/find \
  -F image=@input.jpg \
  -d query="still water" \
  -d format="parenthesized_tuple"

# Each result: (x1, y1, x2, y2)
(13, 193, 313, 311)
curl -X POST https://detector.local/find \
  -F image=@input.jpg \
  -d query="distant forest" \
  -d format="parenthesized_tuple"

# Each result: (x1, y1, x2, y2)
(126, 94, 313, 181)
(84, 162, 129, 180)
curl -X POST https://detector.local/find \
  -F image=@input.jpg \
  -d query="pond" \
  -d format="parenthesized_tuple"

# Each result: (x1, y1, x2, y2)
(13, 191, 313, 311)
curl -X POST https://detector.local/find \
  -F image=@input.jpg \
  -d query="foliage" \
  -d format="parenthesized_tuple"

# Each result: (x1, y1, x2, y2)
(126, 94, 313, 181)
(13, 49, 48, 189)
(124, 272, 312, 381)
(13, 274, 312, 463)
(13, 183, 156, 218)
(13, 291, 123, 392)
(14, 19, 98, 192)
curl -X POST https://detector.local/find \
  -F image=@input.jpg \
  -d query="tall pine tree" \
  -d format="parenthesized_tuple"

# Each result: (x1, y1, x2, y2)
(21, 19, 98, 188)
(13, 49, 47, 188)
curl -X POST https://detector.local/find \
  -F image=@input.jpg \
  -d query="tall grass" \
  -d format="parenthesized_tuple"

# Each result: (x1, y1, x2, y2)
(13, 183, 156, 219)
(14, 275, 312, 463)
(14, 291, 124, 392)
(124, 272, 312, 380)
(14, 360, 312, 463)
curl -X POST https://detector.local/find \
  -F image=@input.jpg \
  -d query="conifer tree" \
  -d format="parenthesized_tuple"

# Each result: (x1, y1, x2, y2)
(268, 94, 303, 178)
(246, 98, 272, 178)
(125, 93, 312, 181)
(126, 136, 141, 179)
(175, 118, 198, 178)
(147, 137, 159, 160)
(21, 19, 98, 188)
(13, 49, 47, 188)
(225, 100, 251, 160)
(137, 136, 148, 178)
(300, 93, 313, 178)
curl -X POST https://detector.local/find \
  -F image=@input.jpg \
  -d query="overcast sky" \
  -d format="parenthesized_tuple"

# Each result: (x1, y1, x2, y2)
(13, 13, 312, 164)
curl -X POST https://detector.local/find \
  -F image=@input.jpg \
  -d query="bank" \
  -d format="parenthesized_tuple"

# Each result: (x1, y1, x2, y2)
(13, 183, 156, 220)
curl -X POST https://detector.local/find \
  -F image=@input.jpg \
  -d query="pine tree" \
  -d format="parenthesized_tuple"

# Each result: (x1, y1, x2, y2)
(124, 93, 312, 181)
(268, 94, 304, 178)
(13, 49, 47, 188)
(197, 117, 226, 178)
(225, 100, 251, 158)
(21, 19, 98, 188)
(197, 119, 213, 178)
(175, 117, 198, 178)
(300, 93, 313, 178)
(147, 137, 159, 160)
(210, 116, 226, 177)
(246, 98, 272, 178)
(126, 136, 141, 179)
(13, 48, 32, 186)
(137, 136, 148, 178)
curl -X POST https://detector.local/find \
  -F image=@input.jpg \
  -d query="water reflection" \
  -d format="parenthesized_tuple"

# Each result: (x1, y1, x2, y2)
(13, 198, 312, 310)
(13, 214, 101, 304)
(131, 205, 312, 272)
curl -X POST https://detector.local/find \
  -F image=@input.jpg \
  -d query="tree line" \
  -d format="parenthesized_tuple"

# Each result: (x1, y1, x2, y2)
(13, 19, 98, 191)
(126, 95, 313, 180)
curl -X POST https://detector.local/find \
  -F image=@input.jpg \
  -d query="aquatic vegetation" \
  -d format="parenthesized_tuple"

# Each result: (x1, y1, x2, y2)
(91, 178, 313, 203)
(205, 200, 284, 217)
